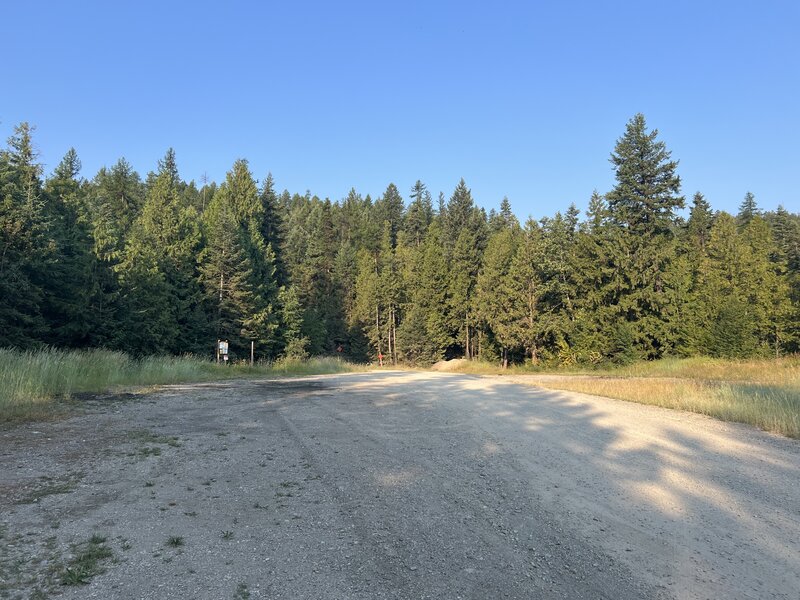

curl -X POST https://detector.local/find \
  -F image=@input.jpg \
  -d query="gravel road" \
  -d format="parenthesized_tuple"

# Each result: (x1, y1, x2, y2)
(1, 371, 798, 599)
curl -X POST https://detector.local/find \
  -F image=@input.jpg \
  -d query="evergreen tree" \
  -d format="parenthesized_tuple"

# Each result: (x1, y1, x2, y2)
(536, 212, 580, 361)
(352, 248, 383, 361)
(396, 221, 451, 363)
(687, 192, 714, 252)
(2, 118, 797, 367)
(607, 113, 684, 236)
(259, 173, 288, 287)
(0, 123, 47, 347)
(604, 114, 685, 358)
(200, 189, 258, 356)
(278, 285, 309, 359)
(295, 199, 341, 354)
(506, 219, 544, 363)
(443, 178, 475, 250)
(87, 158, 144, 262)
(698, 213, 792, 356)
(373, 183, 404, 247)
(199, 160, 279, 358)
(448, 208, 488, 359)
(40, 149, 99, 347)
(404, 180, 433, 246)
(488, 197, 518, 233)
(119, 149, 207, 354)
(476, 226, 521, 367)
(571, 193, 617, 360)
(737, 191, 759, 228)
(377, 222, 401, 363)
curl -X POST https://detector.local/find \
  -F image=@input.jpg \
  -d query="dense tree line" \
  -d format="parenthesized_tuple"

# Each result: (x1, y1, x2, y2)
(1, 115, 798, 364)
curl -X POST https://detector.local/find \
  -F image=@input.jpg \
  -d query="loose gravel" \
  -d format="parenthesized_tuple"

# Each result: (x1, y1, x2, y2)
(1, 371, 798, 599)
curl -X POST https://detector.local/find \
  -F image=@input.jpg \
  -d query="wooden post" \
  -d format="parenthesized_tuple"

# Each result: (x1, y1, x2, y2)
(250, 340, 254, 367)
(216, 339, 220, 364)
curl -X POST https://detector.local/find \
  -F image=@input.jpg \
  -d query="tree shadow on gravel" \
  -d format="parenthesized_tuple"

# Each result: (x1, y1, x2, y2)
(275, 370, 800, 599)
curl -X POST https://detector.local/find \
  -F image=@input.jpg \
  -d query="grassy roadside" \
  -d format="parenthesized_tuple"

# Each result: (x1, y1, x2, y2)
(0, 348, 362, 423)
(432, 356, 800, 439)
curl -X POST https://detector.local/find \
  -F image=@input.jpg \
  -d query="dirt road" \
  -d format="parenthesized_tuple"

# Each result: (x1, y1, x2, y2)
(1, 371, 798, 599)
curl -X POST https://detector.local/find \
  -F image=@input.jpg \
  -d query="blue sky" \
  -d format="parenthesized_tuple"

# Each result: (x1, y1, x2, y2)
(2, 1, 798, 219)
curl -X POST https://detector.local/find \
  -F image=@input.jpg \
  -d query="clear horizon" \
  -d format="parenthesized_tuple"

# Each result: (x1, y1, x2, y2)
(3, 1, 798, 219)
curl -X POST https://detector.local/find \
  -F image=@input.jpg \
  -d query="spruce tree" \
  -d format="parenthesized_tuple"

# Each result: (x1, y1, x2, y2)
(119, 149, 207, 354)
(506, 219, 543, 363)
(40, 149, 99, 347)
(396, 220, 451, 363)
(443, 178, 476, 250)
(687, 192, 714, 252)
(404, 180, 433, 247)
(604, 114, 685, 358)
(0, 123, 47, 347)
(199, 160, 279, 358)
(295, 199, 341, 354)
(373, 183, 404, 247)
(737, 191, 759, 228)
(607, 113, 684, 235)
(353, 248, 383, 361)
(278, 285, 308, 358)
(476, 226, 521, 367)
(259, 173, 288, 287)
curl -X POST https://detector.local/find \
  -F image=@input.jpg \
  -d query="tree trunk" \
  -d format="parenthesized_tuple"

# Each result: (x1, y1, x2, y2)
(388, 307, 395, 365)
(391, 307, 398, 365)
(218, 249, 225, 331)
(465, 314, 471, 360)
(375, 304, 382, 364)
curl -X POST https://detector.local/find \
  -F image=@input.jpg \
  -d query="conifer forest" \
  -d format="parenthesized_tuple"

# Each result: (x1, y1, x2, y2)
(2, 114, 798, 366)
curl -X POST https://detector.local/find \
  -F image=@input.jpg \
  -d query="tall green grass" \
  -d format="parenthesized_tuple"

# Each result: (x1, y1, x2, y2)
(0, 348, 361, 422)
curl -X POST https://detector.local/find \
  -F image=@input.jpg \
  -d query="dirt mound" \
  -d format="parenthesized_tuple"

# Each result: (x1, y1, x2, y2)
(430, 358, 468, 372)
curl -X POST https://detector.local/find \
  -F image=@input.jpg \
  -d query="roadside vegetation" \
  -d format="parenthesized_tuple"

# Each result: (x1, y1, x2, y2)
(0, 348, 360, 422)
(434, 356, 800, 439)
(2, 114, 799, 435)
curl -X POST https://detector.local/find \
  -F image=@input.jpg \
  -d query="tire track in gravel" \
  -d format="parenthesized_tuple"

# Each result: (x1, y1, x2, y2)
(273, 403, 419, 596)
(271, 379, 664, 599)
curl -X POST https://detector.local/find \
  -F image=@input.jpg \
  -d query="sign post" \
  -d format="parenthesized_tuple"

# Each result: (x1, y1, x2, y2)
(218, 340, 229, 365)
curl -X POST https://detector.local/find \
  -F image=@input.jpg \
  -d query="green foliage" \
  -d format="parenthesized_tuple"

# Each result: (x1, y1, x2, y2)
(607, 113, 684, 236)
(279, 285, 308, 359)
(61, 535, 113, 586)
(1, 116, 796, 369)
(476, 226, 520, 366)
(0, 123, 49, 347)
(737, 191, 759, 227)
(199, 160, 279, 359)
(404, 180, 433, 247)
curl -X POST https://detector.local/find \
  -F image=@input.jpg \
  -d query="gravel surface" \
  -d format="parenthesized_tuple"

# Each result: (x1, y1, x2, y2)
(1, 371, 798, 599)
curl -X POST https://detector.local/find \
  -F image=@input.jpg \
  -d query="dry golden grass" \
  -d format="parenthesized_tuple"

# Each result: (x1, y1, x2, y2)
(524, 377, 800, 439)
(526, 377, 799, 439)
(429, 355, 800, 439)
(608, 356, 800, 386)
